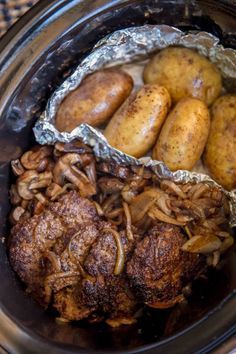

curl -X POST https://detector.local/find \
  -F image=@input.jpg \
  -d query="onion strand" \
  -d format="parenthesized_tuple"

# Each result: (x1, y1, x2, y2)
(122, 201, 134, 241)
(102, 228, 125, 275)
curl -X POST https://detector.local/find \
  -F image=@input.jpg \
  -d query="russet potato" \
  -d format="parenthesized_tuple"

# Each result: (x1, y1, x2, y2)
(104, 85, 171, 158)
(56, 69, 133, 132)
(153, 97, 210, 171)
(143, 47, 222, 106)
(204, 94, 236, 190)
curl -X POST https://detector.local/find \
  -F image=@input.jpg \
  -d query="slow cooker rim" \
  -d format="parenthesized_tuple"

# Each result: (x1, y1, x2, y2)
(0, 0, 236, 353)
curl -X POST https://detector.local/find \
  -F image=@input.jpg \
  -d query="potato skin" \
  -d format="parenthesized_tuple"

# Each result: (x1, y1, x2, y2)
(56, 69, 133, 132)
(204, 95, 236, 190)
(143, 47, 222, 106)
(104, 85, 171, 158)
(153, 97, 210, 171)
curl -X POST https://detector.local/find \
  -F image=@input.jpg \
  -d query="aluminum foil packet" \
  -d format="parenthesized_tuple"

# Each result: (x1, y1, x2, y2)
(33, 25, 236, 227)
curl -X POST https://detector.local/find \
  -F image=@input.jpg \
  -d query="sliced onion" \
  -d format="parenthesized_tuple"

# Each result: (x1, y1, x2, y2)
(184, 226, 192, 239)
(93, 201, 104, 216)
(202, 219, 220, 231)
(182, 234, 221, 254)
(219, 236, 234, 253)
(156, 195, 171, 216)
(181, 184, 193, 193)
(212, 251, 220, 267)
(106, 317, 137, 327)
(56, 317, 70, 324)
(148, 206, 186, 226)
(122, 201, 134, 241)
(208, 216, 226, 226)
(44, 271, 81, 302)
(67, 230, 82, 263)
(191, 184, 209, 200)
(176, 214, 193, 223)
(102, 228, 125, 275)
(215, 231, 231, 239)
(160, 180, 187, 199)
(45, 271, 81, 285)
(44, 251, 61, 272)
(102, 194, 120, 213)
(77, 262, 95, 282)
(107, 213, 123, 226)
(130, 189, 162, 224)
(105, 208, 123, 219)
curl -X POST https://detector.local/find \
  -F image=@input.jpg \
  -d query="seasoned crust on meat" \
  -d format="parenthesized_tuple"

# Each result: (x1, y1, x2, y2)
(126, 223, 204, 308)
(54, 229, 138, 323)
(9, 191, 99, 305)
(82, 230, 137, 321)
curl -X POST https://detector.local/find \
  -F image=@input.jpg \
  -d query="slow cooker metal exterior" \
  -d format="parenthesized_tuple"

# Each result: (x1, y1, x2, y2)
(0, 1, 235, 353)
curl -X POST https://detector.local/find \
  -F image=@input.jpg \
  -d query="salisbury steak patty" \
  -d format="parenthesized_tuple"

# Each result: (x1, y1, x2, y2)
(126, 223, 204, 308)
(9, 191, 99, 304)
(82, 229, 138, 324)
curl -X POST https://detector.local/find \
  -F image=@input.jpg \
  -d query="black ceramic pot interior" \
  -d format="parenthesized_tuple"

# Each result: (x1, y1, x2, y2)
(0, 1, 235, 353)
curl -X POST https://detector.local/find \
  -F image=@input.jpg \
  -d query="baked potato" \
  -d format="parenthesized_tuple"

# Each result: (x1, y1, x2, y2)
(204, 94, 236, 190)
(143, 47, 222, 106)
(153, 97, 210, 171)
(104, 85, 171, 158)
(56, 69, 133, 132)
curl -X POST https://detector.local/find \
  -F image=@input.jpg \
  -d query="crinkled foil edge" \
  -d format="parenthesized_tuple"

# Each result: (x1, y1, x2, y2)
(33, 25, 236, 227)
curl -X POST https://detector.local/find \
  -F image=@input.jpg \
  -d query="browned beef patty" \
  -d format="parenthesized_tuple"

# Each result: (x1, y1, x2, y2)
(126, 223, 204, 308)
(9, 191, 99, 305)
(82, 229, 137, 320)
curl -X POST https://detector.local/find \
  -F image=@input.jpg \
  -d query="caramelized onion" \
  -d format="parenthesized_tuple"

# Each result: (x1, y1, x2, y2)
(106, 317, 137, 327)
(77, 262, 95, 282)
(182, 234, 221, 254)
(45, 271, 81, 285)
(93, 201, 104, 216)
(130, 189, 162, 224)
(44, 251, 61, 272)
(148, 206, 186, 226)
(191, 184, 209, 200)
(56, 317, 70, 324)
(102, 228, 125, 275)
(215, 231, 231, 238)
(102, 194, 120, 213)
(219, 236, 234, 253)
(176, 215, 193, 223)
(105, 208, 123, 219)
(212, 251, 220, 267)
(184, 226, 192, 239)
(122, 201, 134, 241)
(155, 195, 171, 216)
(67, 231, 82, 263)
(160, 180, 187, 199)
(44, 271, 81, 303)
(107, 213, 123, 226)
